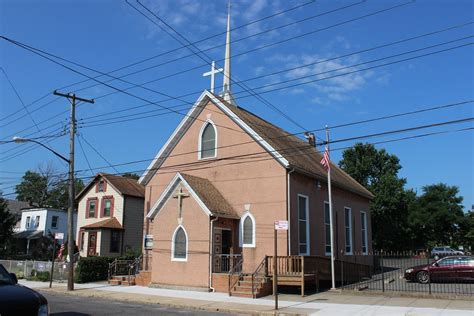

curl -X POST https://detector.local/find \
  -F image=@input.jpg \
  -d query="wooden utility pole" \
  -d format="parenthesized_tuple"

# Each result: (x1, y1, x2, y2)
(53, 90, 94, 291)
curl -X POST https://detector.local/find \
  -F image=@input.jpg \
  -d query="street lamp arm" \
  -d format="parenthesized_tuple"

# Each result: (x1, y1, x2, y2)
(19, 138, 70, 163)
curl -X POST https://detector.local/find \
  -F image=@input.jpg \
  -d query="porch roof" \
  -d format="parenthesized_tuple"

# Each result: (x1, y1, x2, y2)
(13, 230, 44, 240)
(81, 217, 123, 230)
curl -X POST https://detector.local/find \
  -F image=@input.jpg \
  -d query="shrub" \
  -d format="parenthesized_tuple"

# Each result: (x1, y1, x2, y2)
(27, 270, 50, 282)
(15, 271, 24, 279)
(75, 257, 115, 283)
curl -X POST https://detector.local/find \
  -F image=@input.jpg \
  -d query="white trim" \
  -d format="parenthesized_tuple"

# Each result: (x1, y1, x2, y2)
(171, 225, 188, 262)
(240, 212, 256, 248)
(198, 119, 218, 160)
(146, 172, 212, 219)
(324, 201, 331, 256)
(344, 207, 353, 255)
(139, 90, 289, 185)
(297, 194, 310, 256)
(361, 211, 368, 255)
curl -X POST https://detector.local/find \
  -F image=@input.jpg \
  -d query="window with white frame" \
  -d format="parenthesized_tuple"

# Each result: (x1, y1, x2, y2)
(361, 211, 368, 254)
(26, 216, 31, 229)
(172, 226, 187, 260)
(298, 195, 309, 255)
(241, 213, 255, 247)
(324, 202, 331, 255)
(344, 207, 353, 254)
(34, 215, 40, 228)
(199, 121, 216, 159)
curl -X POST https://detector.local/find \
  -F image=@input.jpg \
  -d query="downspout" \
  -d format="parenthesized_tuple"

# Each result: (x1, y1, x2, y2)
(287, 168, 295, 256)
(209, 216, 218, 292)
(121, 196, 126, 256)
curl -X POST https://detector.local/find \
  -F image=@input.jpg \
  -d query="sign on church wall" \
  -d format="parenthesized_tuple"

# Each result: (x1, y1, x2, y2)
(144, 234, 153, 249)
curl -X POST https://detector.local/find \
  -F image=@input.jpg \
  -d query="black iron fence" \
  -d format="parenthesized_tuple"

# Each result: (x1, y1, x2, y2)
(213, 254, 242, 273)
(339, 252, 473, 297)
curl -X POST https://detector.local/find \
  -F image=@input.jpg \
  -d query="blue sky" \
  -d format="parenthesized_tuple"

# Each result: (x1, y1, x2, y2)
(1, 0, 473, 209)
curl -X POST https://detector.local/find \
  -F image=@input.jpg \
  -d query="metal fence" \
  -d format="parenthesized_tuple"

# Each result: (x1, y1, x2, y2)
(339, 252, 473, 297)
(0, 259, 70, 281)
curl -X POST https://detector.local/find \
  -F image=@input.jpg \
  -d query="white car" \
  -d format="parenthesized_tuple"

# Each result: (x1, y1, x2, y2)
(431, 246, 464, 258)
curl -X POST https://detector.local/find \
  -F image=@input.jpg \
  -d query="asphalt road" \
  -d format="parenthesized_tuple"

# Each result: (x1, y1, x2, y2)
(40, 291, 235, 316)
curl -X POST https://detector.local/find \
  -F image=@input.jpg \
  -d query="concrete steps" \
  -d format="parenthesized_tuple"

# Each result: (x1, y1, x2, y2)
(230, 275, 272, 298)
(108, 275, 136, 286)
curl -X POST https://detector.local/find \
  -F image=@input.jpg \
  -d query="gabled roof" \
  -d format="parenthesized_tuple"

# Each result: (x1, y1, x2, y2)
(81, 217, 123, 230)
(139, 90, 373, 199)
(76, 173, 145, 201)
(146, 172, 238, 220)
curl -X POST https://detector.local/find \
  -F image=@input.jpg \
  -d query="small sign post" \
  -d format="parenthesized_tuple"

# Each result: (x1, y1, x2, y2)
(273, 220, 288, 310)
(50, 233, 64, 288)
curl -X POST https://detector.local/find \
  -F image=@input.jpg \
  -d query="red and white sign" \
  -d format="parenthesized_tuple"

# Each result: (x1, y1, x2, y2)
(54, 233, 64, 240)
(274, 220, 288, 230)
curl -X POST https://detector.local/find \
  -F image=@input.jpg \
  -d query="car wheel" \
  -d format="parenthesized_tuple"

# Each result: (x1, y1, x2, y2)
(417, 271, 430, 284)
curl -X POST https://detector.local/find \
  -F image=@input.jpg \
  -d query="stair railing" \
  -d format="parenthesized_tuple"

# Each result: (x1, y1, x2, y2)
(251, 256, 267, 298)
(228, 256, 244, 295)
(127, 255, 142, 284)
(108, 258, 118, 281)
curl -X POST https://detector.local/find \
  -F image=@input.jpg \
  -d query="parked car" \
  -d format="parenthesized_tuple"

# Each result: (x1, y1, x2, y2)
(431, 246, 464, 258)
(0, 264, 49, 315)
(404, 256, 474, 284)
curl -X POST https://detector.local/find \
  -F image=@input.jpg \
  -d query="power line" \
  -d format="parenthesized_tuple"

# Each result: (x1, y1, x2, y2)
(77, 135, 94, 176)
(5, 18, 470, 139)
(79, 134, 120, 174)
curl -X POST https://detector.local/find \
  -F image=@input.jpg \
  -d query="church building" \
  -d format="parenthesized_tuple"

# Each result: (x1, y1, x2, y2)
(137, 5, 373, 294)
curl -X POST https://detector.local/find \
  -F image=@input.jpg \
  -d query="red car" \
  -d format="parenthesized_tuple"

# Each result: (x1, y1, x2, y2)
(404, 256, 474, 284)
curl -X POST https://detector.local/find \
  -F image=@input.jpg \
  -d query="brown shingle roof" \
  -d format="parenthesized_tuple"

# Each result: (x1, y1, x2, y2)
(76, 173, 145, 201)
(215, 95, 373, 199)
(180, 173, 239, 218)
(81, 217, 123, 230)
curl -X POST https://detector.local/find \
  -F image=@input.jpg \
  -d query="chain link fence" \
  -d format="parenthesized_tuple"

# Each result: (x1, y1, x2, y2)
(0, 259, 70, 281)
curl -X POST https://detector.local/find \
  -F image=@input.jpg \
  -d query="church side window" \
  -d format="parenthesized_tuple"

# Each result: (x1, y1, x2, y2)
(172, 226, 187, 261)
(199, 121, 217, 159)
(241, 213, 255, 247)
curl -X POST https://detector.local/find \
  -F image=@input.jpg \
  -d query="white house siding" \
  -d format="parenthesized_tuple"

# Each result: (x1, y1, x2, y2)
(18, 209, 75, 240)
(76, 182, 124, 256)
(122, 196, 144, 253)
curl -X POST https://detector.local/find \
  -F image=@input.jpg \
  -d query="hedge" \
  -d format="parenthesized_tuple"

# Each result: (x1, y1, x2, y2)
(75, 257, 115, 283)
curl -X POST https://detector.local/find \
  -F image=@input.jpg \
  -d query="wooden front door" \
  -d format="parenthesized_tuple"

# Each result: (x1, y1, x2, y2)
(88, 232, 97, 256)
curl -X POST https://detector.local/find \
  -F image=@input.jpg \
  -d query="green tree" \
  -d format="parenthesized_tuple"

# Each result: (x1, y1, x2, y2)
(409, 184, 465, 248)
(458, 211, 474, 251)
(121, 173, 140, 180)
(0, 196, 17, 255)
(339, 143, 412, 251)
(15, 168, 84, 210)
(15, 171, 49, 207)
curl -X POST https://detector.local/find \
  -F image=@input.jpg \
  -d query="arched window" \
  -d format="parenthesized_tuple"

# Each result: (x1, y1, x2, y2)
(199, 121, 217, 159)
(172, 226, 188, 261)
(241, 213, 255, 247)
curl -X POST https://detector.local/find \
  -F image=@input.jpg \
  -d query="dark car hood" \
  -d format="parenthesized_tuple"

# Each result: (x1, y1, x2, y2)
(410, 263, 431, 270)
(0, 283, 46, 315)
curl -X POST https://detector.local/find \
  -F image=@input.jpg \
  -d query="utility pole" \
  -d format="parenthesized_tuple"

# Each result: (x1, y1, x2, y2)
(53, 90, 94, 291)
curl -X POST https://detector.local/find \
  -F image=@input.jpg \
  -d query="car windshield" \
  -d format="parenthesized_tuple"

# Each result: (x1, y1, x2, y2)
(0, 265, 14, 285)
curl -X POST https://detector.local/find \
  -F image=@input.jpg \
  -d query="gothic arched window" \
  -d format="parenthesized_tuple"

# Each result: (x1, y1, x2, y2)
(172, 226, 188, 261)
(241, 213, 255, 247)
(199, 121, 217, 159)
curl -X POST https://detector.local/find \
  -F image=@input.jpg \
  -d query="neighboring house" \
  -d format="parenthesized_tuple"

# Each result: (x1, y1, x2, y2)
(76, 173, 145, 257)
(13, 208, 74, 255)
(6, 200, 31, 232)
(138, 9, 373, 292)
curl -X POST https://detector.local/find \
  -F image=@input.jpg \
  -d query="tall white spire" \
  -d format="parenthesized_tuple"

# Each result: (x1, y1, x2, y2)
(221, 0, 237, 106)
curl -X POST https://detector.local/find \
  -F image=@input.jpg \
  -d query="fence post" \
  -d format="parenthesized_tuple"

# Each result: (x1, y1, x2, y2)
(381, 251, 385, 293)
(427, 253, 431, 295)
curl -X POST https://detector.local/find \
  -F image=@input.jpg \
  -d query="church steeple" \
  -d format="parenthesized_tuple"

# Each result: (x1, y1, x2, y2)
(221, 0, 237, 106)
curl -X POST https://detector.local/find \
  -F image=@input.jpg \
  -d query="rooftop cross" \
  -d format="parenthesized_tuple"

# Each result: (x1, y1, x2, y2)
(202, 61, 223, 93)
(173, 187, 189, 219)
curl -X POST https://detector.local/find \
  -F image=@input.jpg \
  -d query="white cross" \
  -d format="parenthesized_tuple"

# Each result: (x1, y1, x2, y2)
(202, 61, 223, 93)
(173, 187, 189, 219)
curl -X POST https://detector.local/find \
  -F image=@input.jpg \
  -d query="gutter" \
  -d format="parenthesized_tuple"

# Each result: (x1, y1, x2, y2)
(287, 168, 295, 256)
(209, 216, 218, 292)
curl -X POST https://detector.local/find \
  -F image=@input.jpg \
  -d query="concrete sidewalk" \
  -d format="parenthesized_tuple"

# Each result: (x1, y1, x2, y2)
(20, 280, 474, 315)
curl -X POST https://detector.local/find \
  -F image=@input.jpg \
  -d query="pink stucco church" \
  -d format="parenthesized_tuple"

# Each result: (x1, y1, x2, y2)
(137, 5, 373, 296)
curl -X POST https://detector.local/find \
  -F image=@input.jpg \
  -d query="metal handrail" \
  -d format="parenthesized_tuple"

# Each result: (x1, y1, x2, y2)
(228, 257, 244, 295)
(251, 256, 267, 298)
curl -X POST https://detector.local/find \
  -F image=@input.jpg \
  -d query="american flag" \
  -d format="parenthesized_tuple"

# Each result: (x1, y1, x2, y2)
(320, 145, 330, 170)
(57, 243, 65, 259)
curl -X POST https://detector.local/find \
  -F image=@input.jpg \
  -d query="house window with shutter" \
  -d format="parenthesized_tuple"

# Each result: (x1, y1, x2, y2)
(298, 194, 309, 255)
(110, 230, 120, 253)
(361, 211, 368, 255)
(172, 226, 187, 261)
(199, 121, 217, 159)
(345, 207, 353, 255)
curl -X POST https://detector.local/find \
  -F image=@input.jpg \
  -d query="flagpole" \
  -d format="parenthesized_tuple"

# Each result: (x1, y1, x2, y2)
(326, 126, 336, 290)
